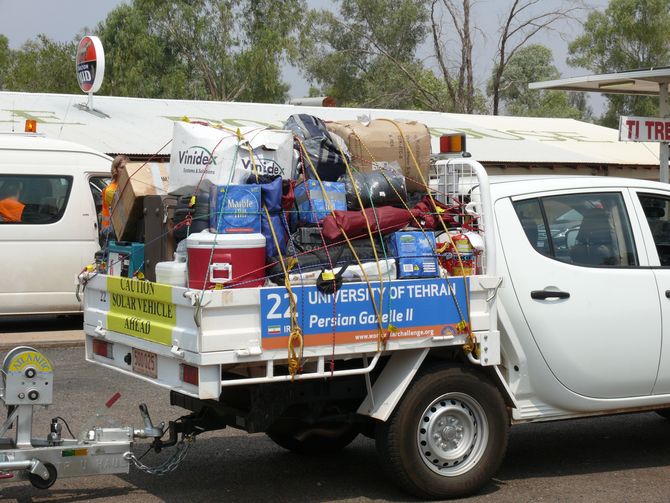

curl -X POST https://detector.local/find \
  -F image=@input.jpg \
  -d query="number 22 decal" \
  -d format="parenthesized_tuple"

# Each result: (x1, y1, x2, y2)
(266, 292, 297, 319)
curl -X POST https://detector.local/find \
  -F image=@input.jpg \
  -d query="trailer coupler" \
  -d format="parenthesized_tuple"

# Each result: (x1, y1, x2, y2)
(0, 346, 189, 488)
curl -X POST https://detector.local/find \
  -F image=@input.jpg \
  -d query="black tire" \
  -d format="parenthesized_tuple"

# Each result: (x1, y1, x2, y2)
(656, 408, 670, 420)
(28, 462, 57, 489)
(267, 423, 359, 455)
(376, 364, 509, 500)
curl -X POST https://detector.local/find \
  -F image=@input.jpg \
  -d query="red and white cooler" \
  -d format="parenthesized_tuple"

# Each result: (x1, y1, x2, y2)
(186, 231, 266, 289)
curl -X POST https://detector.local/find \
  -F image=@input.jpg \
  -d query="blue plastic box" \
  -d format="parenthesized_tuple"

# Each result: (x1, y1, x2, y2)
(389, 231, 439, 279)
(108, 241, 144, 278)
(209, 184, 262, 233)
(294, 180, 347, 225)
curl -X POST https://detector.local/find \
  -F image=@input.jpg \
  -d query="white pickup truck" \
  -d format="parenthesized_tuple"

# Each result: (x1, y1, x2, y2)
(81, 157, 670, 500)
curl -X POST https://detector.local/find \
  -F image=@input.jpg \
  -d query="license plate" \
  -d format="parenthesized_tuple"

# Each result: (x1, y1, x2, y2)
(132, 348, 157, 379)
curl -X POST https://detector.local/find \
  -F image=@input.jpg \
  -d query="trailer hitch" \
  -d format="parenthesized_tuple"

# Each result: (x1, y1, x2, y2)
(148, 407, 216, 453)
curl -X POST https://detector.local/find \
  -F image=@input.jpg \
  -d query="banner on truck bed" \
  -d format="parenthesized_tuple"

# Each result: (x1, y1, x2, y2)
(260, 278, 469, 350)
(106, 277, 176, 345)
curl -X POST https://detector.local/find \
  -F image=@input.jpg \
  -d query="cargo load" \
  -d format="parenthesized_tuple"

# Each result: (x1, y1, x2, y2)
(168, 122, 295, 192)
(338, 166, 407, 210)
(326, 120, 431, 191)
(186, 230, 266, 289)
(112, 162, 169, 241)
(209, 184, 262, 234)
(293, 179, 347, 226)
(284, 114, 349, 182)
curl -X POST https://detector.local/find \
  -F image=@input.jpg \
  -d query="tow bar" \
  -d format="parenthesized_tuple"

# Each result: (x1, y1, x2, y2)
(0, 346, 186, 488)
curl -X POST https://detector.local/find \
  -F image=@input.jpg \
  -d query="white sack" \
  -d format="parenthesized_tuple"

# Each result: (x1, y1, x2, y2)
(168, 122, 295, 192)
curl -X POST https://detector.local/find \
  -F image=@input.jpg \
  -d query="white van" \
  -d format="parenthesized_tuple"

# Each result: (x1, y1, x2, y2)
(0, 133, 111, 315)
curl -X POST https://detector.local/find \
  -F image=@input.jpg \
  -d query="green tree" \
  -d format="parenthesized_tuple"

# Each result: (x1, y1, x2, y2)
(2, 35, 80, 93)
(489, 44, 587, 119)
(97, 4, 190, 98)
(118, 0, 304, 102)
(568, 0, 670, 126)
(488, 0, 584, 115)
(302, 0, 456, 110)
(0, 35, 10, 89)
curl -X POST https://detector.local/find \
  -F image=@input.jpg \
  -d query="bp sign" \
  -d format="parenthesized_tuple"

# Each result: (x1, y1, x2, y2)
(76, 36, 105, 94)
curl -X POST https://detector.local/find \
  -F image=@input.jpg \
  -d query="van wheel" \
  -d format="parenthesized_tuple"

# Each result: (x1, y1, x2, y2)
(267, 422, 359, 454)
(376, 364, 509, 500)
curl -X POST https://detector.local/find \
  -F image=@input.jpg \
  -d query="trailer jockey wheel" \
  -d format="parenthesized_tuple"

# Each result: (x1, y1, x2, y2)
(28, 463, 57, 489)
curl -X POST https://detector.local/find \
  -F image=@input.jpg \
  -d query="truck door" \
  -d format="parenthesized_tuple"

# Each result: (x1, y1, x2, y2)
(631, 189, 670, 395)
(497, 189, 660, 398)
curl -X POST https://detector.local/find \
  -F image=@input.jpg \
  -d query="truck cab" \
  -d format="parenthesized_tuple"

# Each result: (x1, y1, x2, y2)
(492, 175, 670, 415)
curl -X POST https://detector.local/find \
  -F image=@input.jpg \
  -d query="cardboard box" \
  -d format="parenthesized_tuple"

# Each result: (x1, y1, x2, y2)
(209, 184, 262, 233)
(112, 162, 169, 241)
(390, 231, 439, 278)
(326, 120, 431, 191)
(294, 180, 347, 225)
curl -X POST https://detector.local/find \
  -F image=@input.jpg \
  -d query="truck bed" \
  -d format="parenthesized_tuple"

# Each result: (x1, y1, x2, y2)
(83, 273, 501, 400)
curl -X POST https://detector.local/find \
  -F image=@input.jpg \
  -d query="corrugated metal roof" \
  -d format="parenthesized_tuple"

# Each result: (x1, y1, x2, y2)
(0, 91, 660, 167)
(530, 67, 670, 96)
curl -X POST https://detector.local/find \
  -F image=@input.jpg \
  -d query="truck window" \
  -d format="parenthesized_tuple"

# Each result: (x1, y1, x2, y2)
(513, 192, 638, 267)
(638, 193, 670, 266)
(0, 175, 73, 225)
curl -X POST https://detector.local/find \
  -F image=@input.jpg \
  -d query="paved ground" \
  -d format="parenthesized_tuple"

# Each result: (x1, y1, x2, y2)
(1, 346, 670, 501)
(2, 321, 670, 501)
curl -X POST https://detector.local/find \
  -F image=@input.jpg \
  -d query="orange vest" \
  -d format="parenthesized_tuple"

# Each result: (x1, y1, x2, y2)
(0, 198, 25, 223)
(101, 181, 118, 229)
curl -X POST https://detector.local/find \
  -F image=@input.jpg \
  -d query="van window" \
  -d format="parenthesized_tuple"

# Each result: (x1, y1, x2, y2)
(638, 193, 670, 266)
(513, 192, 638, 267)
(89, 176, 110, 227)
(0, 175, 73, 225)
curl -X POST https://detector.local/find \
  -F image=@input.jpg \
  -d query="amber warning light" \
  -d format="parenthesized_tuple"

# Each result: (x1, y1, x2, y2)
(24, 119, 37, 133)
(439, 133, 466, 154)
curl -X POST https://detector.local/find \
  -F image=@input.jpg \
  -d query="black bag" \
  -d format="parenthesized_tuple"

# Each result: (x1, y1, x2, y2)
(268, 231, 391, 286)
(173, 190, 210, 242)
(284, 114, 349, 182)
(338, 169, 408, 210)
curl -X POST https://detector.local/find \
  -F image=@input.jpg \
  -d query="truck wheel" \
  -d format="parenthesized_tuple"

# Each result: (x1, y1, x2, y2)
(267, 423, 359, 455)
(376, 364, 509, 500)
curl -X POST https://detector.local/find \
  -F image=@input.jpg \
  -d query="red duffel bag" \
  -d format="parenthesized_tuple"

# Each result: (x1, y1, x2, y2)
(321, 195, 460, 242)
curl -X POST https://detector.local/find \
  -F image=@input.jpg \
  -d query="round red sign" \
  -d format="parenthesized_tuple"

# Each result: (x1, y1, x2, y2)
(76, 36, 105, 94)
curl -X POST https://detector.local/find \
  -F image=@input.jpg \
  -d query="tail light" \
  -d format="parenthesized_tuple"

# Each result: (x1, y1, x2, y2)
(439, 133, 466, 154)
(180, 364, 199, 386)
(92, 339, 113, 359)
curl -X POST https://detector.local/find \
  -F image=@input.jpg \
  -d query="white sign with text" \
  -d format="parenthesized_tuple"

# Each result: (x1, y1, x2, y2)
(619, 116, 670, 142)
